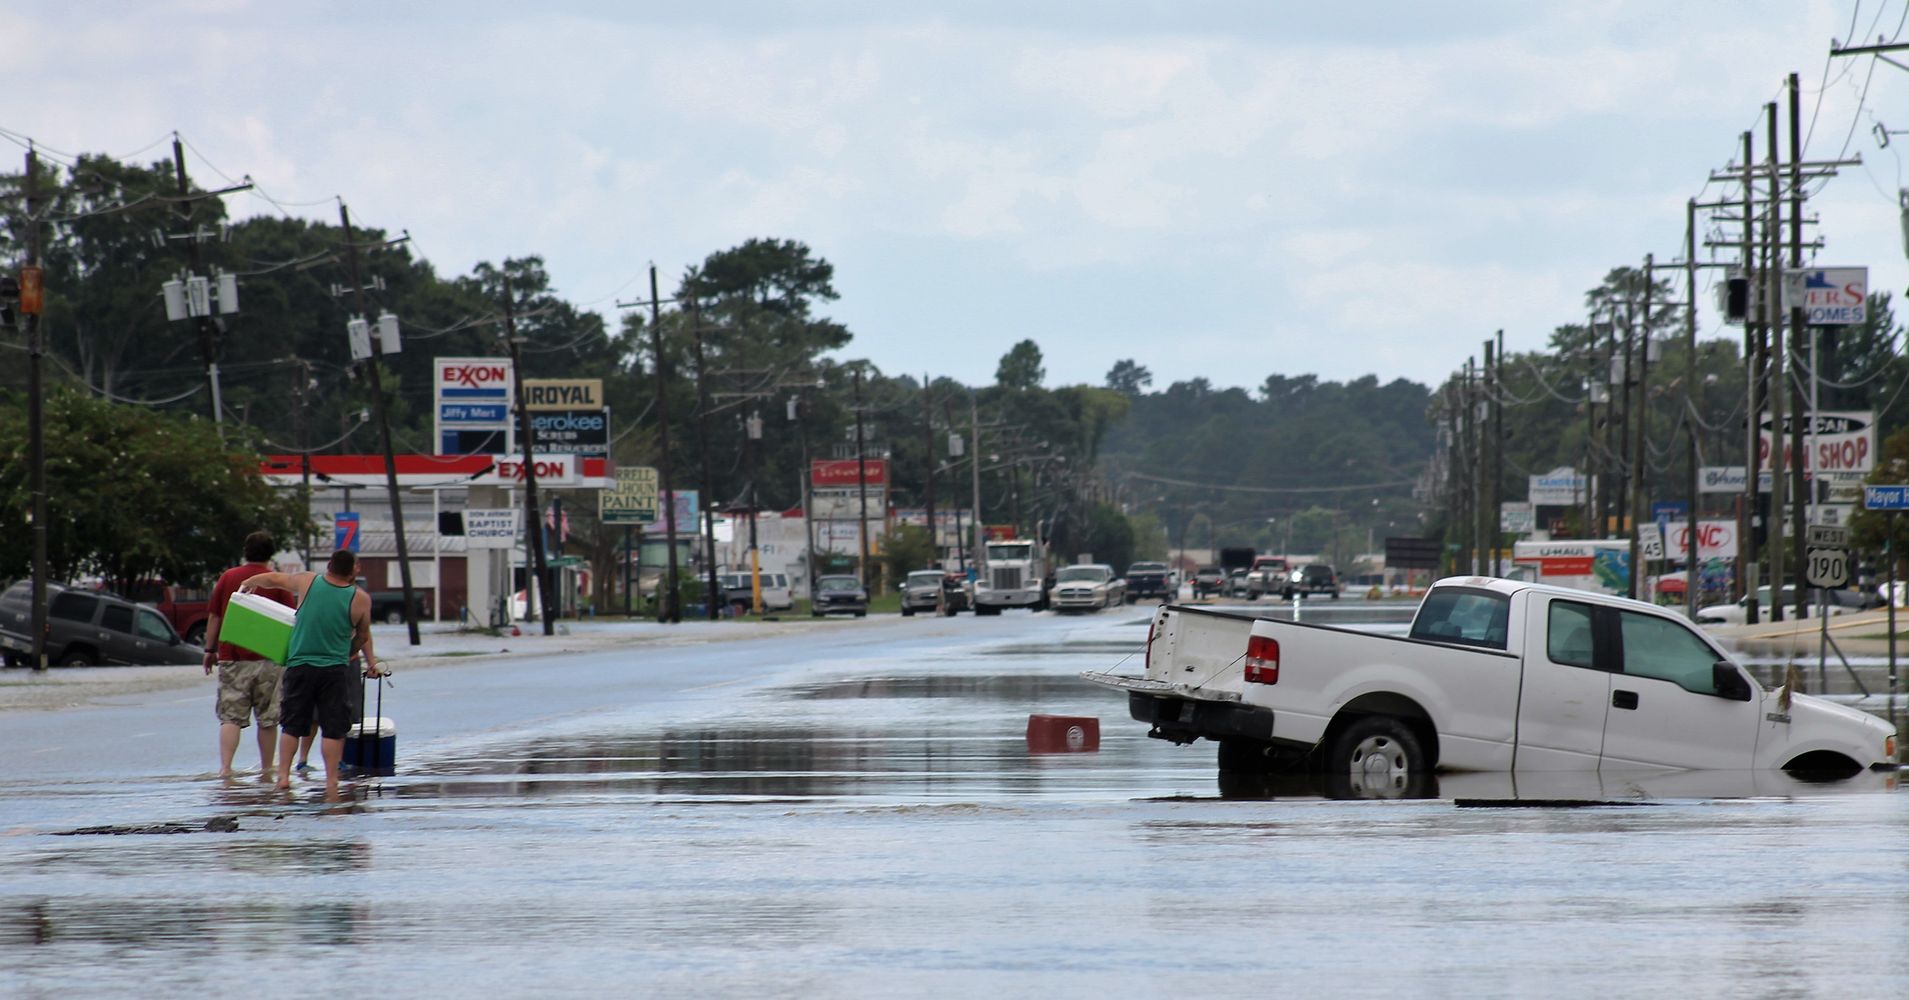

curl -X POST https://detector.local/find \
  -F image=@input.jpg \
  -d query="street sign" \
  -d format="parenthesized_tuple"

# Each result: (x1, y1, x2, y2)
(463, 509, 520, 549)
(1806, 524, 1849, 549)
(334, 512, 361, 553)
(1865, 484, 1909, 510)
(1637, 523, 1665, 560)
(1805, 547, 1850, 588)
(1649, 500, 1688, 525)
(600, 466, 659, 525)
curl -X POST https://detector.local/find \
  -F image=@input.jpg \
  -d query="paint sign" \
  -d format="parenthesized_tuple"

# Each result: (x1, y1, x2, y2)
(600, 466, 659, 525)
(1756, 411, 1875, 474)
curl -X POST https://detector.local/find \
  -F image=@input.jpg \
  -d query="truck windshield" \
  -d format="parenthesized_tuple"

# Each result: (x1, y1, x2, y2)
(1409, 588, 1511, 650)
(1056, 567, 1107, 582)
(988, 543, 1033, 560)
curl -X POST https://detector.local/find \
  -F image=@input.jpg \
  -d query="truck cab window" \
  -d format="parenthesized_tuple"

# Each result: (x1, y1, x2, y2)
(1409, 588, 1510, 650)
(1618, 611, 1720, 695)
(1546, 601, 1596, 668)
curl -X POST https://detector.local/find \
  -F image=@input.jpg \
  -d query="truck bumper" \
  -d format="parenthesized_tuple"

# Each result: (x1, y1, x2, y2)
(1130, 691, 1276, 745)
(976, 589, 1042, 608)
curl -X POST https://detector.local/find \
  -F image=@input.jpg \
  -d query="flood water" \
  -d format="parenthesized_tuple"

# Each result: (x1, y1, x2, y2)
(3, 601, 1906, 998)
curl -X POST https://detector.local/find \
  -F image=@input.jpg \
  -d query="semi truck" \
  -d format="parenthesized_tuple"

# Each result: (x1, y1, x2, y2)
(974, 539, 1050, 614)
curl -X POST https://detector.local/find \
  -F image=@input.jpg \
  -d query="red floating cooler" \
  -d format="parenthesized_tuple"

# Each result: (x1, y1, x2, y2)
(1026, 714, 1100, 754)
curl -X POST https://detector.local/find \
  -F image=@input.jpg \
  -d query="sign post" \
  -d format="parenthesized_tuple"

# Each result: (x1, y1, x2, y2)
(1865, 485, 1909, 730)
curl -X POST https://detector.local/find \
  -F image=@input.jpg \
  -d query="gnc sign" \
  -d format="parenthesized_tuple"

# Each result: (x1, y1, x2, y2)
(1664, 520, 1738, 560)
(480, 454, 580, 485)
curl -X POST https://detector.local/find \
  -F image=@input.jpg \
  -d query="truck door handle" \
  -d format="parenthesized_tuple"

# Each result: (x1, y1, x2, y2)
(1613, 690, 1639, 710)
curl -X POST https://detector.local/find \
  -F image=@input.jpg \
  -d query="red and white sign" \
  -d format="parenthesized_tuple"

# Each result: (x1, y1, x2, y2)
(438, 359, 511, 388)
(1757, 411, 1875, 474)
(481, 454, 580, 486)
(1664, 520, 1738, 560)
(811, 459, 888, 487)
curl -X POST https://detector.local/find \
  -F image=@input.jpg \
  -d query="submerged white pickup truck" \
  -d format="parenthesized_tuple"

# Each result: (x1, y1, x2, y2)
(1086, 577, 1897, 792)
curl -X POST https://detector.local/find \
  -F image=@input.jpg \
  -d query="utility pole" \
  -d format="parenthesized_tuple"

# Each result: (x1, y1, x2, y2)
(971, 389, 985, 583)
(1685, 199, 1701, 618)
(1765, 101, 1787, 623)
(854, 368, 872, 591)
(1480, 341, 1495, 575)
(798, 390, 817, 600)
(339, 203, 421, 646)
(21, 147, 47, 672)
(1788, 71, 1810, 622)
(923, 374, 937, 567)
(1493, 329, 1505, 576)
(169, 135, 245, 432)
(1461, 359, 1476, 572)
(620, 267, 681, 622)
(1584, 311, 1599, 539)
(1628, 255, 1655, 600)
(745, 409, 763, 614)
(500, 274, 553, 637)
(1741, 129, 1763, 623)
(688, 301, 721, 620)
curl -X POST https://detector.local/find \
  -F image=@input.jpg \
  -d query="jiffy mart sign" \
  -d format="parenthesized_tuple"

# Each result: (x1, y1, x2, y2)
(1784, 267, 1866, 326)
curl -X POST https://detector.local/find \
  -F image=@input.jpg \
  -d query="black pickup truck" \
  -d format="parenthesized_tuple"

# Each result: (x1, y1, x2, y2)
(1124, 562, 1173, 603)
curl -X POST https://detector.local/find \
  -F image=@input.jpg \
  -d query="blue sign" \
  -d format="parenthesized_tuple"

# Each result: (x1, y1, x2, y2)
(440, 402, 510, 423)
(334, 512, 361, 553)
(1864, 485, 1909, 510)
(1650, 501, 1688, 523)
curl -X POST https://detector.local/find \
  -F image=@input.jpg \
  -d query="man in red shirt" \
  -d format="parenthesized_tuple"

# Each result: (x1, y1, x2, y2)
(203, 531, 296, 780)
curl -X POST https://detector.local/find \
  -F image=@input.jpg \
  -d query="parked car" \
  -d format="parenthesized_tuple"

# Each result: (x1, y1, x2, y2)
(1287, 563, 1341, 599)
(1051, 564, 1127, 611)
(1192, 566, 1225, 598)
(1694, 586, 1867, 626)
(717, 572, 797, 613)
(1243, 556, 1292, 599)
(0, 581, 205, 667)
(901, 569, 972, 616)
(88, 579, 216, 645)
(1226, 568, 1252, 598)
(1087, 578, 1898, 788)
(811, 575, 869, 618)
(1124, 562, 1174, 603)
(371, 590, 427, 625)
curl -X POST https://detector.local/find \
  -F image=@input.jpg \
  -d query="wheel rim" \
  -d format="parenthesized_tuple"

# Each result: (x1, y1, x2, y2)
(1347, 734, 1411, 794)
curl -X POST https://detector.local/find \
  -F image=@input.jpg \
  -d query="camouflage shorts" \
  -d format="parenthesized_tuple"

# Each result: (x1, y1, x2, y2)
(216, 659, 282, 729)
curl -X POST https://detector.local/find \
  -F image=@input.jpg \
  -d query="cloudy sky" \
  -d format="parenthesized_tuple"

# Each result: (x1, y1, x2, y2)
(5, 1, 1906, 391)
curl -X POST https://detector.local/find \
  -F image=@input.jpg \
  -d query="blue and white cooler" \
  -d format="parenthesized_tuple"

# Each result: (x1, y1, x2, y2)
(343, 714, 397, 777)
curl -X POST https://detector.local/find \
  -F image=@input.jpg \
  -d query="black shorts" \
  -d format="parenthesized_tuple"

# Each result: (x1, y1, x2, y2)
(279, 664, 354, 740)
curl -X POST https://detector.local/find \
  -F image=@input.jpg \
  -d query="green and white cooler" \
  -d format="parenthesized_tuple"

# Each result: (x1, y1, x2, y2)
(220, 592, 297, 663)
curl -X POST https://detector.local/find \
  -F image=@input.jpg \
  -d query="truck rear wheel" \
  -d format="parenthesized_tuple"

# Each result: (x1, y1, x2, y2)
(1324, 716, 1428, 799)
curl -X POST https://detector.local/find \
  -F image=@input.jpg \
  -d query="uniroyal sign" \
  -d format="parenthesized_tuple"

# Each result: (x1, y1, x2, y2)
(1757, 411, 1875, 474)
(478, 454, 580, 486)
(811, 458, 888, 487)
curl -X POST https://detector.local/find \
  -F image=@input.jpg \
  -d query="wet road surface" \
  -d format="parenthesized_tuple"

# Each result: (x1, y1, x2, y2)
(3, 601, 1907, 998)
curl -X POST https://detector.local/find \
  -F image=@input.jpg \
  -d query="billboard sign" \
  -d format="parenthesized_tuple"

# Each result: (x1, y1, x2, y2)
(1663, 520, 1739, 560)
(1699, 466, 1747, 493)
(435, 356, 514, 454)
(811, 459, 888, 488)
(1757, 410, 1875, 474)
(600, 466, 659, 525)
(464, 509, 520, 549)
(529, 408, 610, 456)
(522, 378, 603, 411)
(1784, 267, 1866, 325)
(1528, 467, 1591, 506)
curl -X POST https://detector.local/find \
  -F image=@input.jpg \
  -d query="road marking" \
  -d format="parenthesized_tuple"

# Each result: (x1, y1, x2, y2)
(679, 676, 748, 692)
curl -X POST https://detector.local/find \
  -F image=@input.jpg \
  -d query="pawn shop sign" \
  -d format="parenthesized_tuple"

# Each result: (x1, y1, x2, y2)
(19, 265, 42, 315)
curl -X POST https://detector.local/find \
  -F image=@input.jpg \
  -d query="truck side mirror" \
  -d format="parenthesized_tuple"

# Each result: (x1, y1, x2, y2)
(1713, 661, 1752, 701)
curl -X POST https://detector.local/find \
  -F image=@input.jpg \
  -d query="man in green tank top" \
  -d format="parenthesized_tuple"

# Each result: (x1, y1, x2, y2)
(239, 549, 386, 798)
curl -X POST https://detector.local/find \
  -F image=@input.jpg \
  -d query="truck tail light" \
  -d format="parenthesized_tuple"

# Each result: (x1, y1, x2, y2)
(1145, 614, 1159, 671)
(1243, 634, 1279, 684)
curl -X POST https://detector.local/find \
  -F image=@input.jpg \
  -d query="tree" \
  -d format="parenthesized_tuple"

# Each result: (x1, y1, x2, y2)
(1105, 359, 1152, 395)
(0, 389, 307, 590)
(881, 523, 939, 584)
(995, 339, 1045, 390)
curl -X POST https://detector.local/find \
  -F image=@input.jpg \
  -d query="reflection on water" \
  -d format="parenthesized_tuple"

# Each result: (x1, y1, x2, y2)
(0, 898, 369, 949)
(788, 673, 1101, 701)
